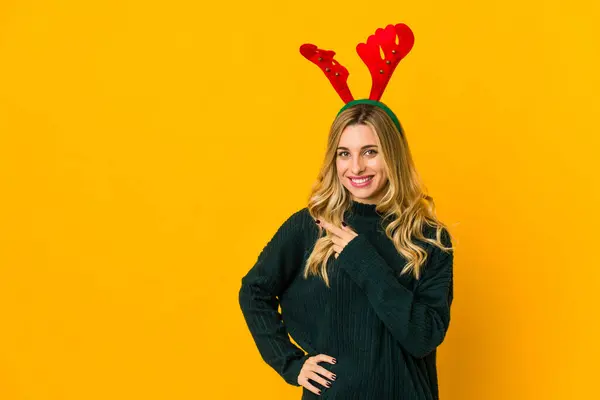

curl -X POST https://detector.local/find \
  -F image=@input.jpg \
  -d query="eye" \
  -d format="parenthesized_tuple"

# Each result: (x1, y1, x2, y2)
(337, 149, 377, 157)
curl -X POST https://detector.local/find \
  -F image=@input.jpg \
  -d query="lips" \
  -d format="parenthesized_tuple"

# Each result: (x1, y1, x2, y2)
(348, 175, 374, 187)
(349, 176, 373, 183)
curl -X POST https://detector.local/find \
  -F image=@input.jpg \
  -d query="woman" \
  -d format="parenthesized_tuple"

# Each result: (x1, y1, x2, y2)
(239, 23, 454, 399)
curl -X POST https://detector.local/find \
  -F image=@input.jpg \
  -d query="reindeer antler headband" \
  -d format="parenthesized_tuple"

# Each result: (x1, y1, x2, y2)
(300, 23, 414, 133)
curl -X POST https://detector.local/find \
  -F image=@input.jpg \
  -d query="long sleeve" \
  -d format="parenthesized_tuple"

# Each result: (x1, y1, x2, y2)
(335, 228, 454, 359)
(238, 209, 310, 386)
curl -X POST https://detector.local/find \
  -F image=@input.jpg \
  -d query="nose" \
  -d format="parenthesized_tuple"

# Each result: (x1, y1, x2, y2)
(351, 154, 365, 174)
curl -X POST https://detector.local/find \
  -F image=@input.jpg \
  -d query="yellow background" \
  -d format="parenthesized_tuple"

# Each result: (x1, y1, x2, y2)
(1, 1, 598, 399)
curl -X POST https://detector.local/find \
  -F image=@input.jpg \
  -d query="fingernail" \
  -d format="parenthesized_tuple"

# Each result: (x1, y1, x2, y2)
(332, 374, 337, 380)
(326, 382, 331, 387)
(317, 390, 321, 395)
(332, 358, 337, 363)
(341, 221, 347, 227)
(315, 219, 320, 224)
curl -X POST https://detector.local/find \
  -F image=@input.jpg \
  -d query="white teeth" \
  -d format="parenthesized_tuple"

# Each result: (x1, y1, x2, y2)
(351, 176, 373, 183)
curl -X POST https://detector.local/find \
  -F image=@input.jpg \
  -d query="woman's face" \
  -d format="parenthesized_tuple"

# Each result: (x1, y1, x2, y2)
(336, 123, 388, 204)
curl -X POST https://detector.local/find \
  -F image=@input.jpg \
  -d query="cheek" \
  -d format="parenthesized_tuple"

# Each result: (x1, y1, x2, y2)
(366, 159, 387, 182)
(336, 160, 346, 175)
(366, 159, 384, 172)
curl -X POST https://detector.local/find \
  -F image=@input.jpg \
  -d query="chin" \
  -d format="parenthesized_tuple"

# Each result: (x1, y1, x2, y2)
(347, 187, 382, 200)
(346, 182, 387, 201)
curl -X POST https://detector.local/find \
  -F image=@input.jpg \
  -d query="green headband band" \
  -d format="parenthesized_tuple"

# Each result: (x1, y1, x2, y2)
(337, 99, 403, 134)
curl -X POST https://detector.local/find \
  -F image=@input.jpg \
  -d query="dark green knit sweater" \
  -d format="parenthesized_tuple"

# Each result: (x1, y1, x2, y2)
(238, 200, 454, 399)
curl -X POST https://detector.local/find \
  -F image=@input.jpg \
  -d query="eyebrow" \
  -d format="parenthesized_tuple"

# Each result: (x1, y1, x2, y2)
(336, 145, 378, 150)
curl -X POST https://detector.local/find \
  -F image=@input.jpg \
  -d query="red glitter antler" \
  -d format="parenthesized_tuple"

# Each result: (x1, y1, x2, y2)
(299, 44, 355, 103)
(356, 23, 415, 101)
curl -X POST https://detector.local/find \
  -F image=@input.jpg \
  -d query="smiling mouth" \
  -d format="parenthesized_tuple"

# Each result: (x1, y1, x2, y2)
(348, 176, 374, 187)
(349, 176, 373, 183)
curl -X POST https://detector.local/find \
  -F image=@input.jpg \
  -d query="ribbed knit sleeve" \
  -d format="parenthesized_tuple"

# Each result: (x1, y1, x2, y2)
(238, 209, 310, 386)
(335, 228, 454, 359)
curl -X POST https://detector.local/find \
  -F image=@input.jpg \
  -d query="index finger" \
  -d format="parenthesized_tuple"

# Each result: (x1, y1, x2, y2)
(310, 353, 337, 365)
(318, 219, 346, 239)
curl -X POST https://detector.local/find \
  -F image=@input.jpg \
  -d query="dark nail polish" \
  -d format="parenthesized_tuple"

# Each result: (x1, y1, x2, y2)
(332, 358, 337, 363)
(317, 390, 321, 395)
(326, 382, 331, 387)
(315, 219, 320, 224)
(341, 221, 347, 227)
(332, 374, 337, 380)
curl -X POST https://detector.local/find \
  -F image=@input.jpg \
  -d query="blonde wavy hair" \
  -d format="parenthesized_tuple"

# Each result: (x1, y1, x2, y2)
(304, 103, 453, 287)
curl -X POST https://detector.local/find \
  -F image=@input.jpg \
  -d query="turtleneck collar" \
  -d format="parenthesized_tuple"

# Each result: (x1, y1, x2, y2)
(348, 199, 381, 218)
